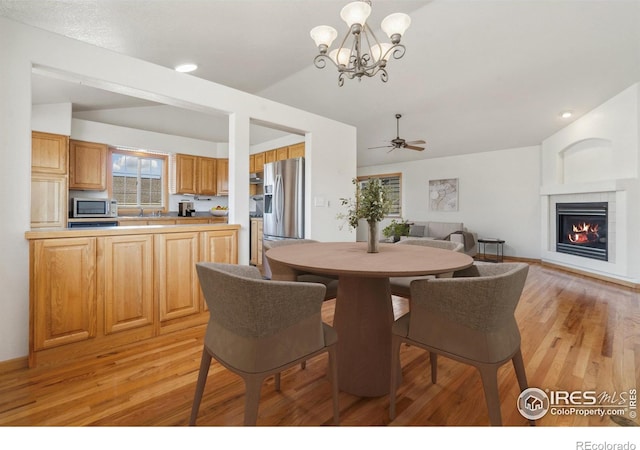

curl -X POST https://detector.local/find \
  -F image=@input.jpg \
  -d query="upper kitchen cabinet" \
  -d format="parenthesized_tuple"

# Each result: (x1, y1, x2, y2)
(216, 158, 229, 196)
(32, 132, 68, 174)
(198, 157, 217, 196)
(174, 153, 199, 194)
(69, 140, 108, 190)
(174, 153, 220, 196)
(31, 131, 68, 228)
(276, 146, 289, 161)
(254, 152, 265, 173)
(288, 142, 305, 159)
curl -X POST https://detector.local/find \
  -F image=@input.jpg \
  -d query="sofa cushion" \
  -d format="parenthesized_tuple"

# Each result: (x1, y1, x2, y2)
(427, 222, 463, 239)
(408, 224, 425, 237)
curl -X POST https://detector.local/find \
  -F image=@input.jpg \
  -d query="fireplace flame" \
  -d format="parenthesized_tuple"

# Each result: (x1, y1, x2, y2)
(568, 222, 600, 244)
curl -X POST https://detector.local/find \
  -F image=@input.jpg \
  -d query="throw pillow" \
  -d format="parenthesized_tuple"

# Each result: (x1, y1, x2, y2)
(409, 225, 425, 237)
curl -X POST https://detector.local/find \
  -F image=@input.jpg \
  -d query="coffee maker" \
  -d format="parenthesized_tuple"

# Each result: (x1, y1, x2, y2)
(178, 201, 195, 217)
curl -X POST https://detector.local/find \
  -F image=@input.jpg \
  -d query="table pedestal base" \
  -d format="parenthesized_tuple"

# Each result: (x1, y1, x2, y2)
(333, 276, 400, 397)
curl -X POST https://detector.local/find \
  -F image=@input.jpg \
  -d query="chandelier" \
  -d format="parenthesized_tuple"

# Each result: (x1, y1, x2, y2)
(310, 0, 411, 86)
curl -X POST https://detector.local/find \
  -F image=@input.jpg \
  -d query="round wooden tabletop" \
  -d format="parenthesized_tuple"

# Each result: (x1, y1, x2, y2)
(266, 241, 473, 278)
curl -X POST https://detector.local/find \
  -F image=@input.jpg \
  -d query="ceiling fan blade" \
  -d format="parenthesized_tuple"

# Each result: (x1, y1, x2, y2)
(368, 145, 393, 149)
(404, 145, 425, 151)
(405, 140, 426, 145)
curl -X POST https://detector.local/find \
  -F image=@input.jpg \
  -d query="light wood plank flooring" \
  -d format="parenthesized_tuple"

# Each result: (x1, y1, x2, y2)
(0, 262, 638, 426)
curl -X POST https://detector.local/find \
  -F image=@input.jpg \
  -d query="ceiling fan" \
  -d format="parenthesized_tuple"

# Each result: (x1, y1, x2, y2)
(368, 114, 426, 152)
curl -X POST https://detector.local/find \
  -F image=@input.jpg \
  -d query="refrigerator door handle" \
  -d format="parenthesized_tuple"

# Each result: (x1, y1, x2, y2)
(275, 174, 284, 225)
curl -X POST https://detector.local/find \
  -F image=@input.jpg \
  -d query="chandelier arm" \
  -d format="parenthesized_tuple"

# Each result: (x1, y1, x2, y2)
(314, 54, 339, 70)
(379, 68, 389, 83)
(391, 45, 406, 60)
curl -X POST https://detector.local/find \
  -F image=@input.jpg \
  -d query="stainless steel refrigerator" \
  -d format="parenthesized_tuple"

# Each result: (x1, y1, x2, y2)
(263, 157, 304, 240)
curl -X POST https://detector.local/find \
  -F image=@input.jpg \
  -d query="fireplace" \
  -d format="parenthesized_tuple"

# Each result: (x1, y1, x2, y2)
(556, 202, 608, 261)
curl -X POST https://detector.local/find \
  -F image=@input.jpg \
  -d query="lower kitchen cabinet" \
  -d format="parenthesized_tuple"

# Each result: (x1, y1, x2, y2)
(250, 218, 263, 266)
(155, 231, 201, 328)
(99, 235, 154, 336)
(31, 237, 97, 351)
(26, 224, 240, 367)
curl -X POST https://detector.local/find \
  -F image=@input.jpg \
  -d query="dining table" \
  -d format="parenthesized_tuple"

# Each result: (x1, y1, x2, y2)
(265, 241, 474, 397)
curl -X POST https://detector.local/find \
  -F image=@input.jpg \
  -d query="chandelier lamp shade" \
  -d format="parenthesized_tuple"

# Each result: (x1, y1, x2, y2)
(310, 0, 411, 86)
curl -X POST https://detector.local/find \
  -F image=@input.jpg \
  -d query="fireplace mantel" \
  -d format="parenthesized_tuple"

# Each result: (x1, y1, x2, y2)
(540, 178, 634, 196)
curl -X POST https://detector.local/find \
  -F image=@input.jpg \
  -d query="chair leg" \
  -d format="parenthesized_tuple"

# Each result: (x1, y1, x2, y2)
(189, 348, 212, 426)
(389, 335, 403, 420)
(243, 374, 266, 426)
(511, 348, 535, 426)
(328, 345, 340, 425)
(430, 352, 438, 384)
(274, 372, 281, 391)
(477, 365, 502, 426)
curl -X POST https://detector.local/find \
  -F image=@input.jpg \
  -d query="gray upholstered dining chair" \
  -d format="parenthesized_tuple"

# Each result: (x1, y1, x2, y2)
(190, 262, 339, 426)
(389, 262, 531, 426)
(389, 239, 464, 298)
(262, 238, 338, 300)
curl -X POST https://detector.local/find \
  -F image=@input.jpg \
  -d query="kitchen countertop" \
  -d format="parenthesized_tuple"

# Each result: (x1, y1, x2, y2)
(26, 223, 240, 240)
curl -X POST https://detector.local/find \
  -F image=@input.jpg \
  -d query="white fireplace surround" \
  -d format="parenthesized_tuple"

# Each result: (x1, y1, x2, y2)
(539, 83, 640, 285)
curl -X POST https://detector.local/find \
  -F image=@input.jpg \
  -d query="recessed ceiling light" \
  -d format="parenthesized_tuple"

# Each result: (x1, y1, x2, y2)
(175, 63, 198, 73)
(560, 111, 573, 119)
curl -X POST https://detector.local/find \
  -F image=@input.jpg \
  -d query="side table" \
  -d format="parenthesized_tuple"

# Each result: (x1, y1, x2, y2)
(477, 238, 505, 263)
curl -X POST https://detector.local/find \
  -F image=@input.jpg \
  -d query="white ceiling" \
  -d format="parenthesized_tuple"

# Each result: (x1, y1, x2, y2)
(2, 0, 639, 167)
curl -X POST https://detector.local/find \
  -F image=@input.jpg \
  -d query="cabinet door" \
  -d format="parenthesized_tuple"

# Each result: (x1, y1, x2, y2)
(155, 232, 201, 322)
(276, 146, 289, 161)
(250, 220, 258, 265)
(118, 219, 149, 226)
(264, 150, 276, 164)
(201, 229, 238, 264)
(249, 154, 256, 173)
(254, 152, 265, 172)
(257, 220, 263, 267)
(32, 132, 68, 174)
(32, 238, 97, 350)
(175, 154, 198, 194)
(198, 157, 217, 195)
(31, 173, 67, 228)
(288, 143, 305, 159)
(176, 218, 209, 224)
(99, 235, 154, 335)
(69, 140, 108, 190)
(216, 158, 229, 196)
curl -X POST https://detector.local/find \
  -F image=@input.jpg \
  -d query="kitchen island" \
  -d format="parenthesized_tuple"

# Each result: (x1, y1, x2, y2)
(25, 223, 239, 367)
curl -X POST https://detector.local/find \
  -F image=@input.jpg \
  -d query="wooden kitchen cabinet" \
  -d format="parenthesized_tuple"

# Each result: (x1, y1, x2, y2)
(276, 146, 289, 161)
(174, 153, 198, 194)
(288, 142, 305, 159)
(31, 132, 69, 229)
(69, 140, 108, 190)
(250, 218, 263, 266)
(27, 224, 240, 366)
(198, 156, 217, 195)
(155, 231, 201, 330)
(254, 152, 265, 172)
(216, 158, 229, 196)
(31, 173, 67, 229)
(31, 131, 68, 174)
(98, 235, 154, 336)
(31, 237, 97, 352)
(264, 149, 276, 165)
(249, 154, 256, 173)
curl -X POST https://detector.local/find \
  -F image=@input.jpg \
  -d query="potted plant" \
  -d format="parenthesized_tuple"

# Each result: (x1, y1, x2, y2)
(337, 178, 392, 253)
(382, 219, 410, 242)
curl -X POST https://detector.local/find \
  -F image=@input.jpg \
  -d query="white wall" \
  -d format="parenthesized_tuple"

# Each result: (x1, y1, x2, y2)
(32, 103, 72, 135)
(358, 146, 542, 259)
(0, 17, 356, 363)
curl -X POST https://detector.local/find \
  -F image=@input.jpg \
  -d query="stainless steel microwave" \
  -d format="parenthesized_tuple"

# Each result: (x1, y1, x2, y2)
(70, 197, 118, 218)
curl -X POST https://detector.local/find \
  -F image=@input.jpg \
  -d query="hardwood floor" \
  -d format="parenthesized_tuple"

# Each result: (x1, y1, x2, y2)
(0, 262, 638, 427)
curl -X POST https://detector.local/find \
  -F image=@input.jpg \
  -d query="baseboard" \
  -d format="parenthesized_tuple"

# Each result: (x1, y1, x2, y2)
(541, 261, 640, 291)
(0, 356, 28, 374)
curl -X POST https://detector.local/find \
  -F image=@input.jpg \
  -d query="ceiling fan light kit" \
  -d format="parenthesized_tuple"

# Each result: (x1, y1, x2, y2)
(310, 0, 411, 86)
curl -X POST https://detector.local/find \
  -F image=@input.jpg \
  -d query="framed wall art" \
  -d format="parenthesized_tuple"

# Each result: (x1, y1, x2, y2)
(429, 178, 458, 211)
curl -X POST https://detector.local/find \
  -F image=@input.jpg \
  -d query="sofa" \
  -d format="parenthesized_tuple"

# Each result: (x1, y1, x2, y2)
(399, 221, 478, 257)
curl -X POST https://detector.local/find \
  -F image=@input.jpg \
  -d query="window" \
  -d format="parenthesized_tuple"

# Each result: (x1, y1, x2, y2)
(110, 148, 168, 211)
(357, 173, 402, 217)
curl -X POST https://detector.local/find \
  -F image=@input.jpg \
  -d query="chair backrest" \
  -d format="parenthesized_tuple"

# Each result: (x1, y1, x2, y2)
(407, 262, 529, 363)
(262, 239, 318, 279)
(397, 238, 464, 252)
(196, 262, 327, 373)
